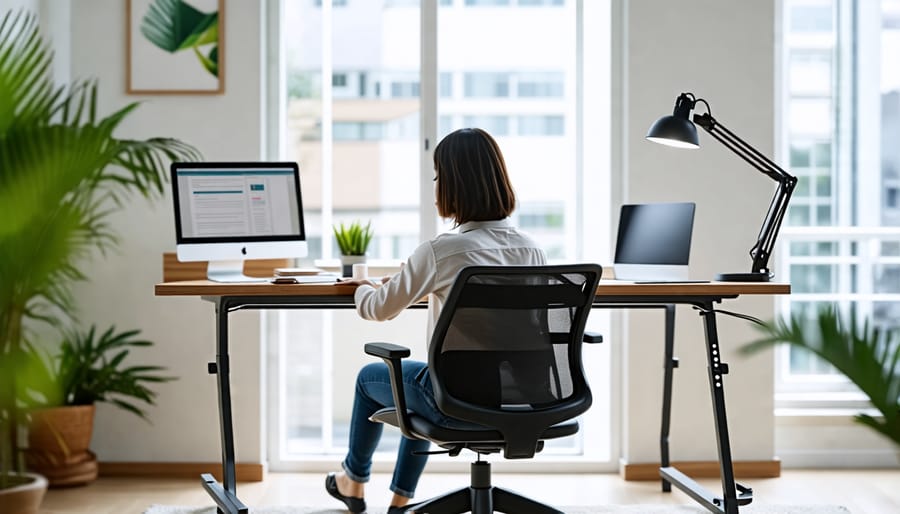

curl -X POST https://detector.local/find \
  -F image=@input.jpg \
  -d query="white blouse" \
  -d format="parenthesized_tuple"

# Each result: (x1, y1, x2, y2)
(353, 218, 547, 341)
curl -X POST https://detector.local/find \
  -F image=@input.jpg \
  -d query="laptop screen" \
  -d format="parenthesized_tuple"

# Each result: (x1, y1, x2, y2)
(613, 202, 696, 281)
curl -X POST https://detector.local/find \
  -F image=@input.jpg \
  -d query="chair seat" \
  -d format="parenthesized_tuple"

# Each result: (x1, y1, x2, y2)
(370, 407, 579, 447)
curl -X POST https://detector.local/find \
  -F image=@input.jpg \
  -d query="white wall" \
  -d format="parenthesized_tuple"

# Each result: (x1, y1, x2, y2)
(48, 0, 785, 467)
(620, 0, 778, 464)
(65, 0, 268, 463)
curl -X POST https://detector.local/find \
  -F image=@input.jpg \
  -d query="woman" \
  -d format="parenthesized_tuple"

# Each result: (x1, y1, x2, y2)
(325, 128, 546, 513)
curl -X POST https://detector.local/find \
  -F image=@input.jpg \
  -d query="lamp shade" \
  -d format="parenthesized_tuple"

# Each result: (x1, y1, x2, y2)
(646, 115, 700, 149)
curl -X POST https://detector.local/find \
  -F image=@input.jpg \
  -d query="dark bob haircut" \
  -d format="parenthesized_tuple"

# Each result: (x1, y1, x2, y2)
(433, 128, 516, 225)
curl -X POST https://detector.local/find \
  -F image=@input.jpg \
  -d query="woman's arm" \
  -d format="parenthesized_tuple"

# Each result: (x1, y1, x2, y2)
(353, 242, 436, 321)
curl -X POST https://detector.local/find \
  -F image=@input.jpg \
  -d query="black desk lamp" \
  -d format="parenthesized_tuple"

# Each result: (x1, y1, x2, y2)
(646, 92, 798, 282)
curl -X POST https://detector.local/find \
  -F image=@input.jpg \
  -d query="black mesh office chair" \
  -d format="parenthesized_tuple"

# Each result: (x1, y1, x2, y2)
(364, 264, 603, 514)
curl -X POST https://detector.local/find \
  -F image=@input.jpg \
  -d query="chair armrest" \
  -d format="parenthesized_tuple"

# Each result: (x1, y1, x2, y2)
(364, 342, 411, 359)
(583, 331, 603, 344)
(362, 342, 417, 439)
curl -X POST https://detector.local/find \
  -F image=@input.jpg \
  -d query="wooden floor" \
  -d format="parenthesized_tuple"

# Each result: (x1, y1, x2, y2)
(39, 469, 900, 514)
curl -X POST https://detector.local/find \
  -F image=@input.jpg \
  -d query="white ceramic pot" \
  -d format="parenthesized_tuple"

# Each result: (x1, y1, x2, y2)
(340, 254, 366, 278)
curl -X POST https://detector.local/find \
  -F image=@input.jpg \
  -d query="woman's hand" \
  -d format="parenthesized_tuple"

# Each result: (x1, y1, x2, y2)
(336, 276, 389, 287)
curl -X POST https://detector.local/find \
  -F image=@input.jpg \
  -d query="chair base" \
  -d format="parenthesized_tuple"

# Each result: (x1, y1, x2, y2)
(408, 461, 563, 514)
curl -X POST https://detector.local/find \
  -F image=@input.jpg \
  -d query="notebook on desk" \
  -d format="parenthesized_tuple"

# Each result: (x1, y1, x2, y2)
(610, 202, 707, 283)
(271, 275, 339, 284)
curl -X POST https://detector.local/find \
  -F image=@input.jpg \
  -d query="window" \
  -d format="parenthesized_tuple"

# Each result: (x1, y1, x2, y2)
(464, 72, 510, 98)
(333, 121, 385, 141)
(269, 0, 611, 470)
(778, 0, 900, 400)
(465, 0, 510, 6)
(518, 0, 564, 5)
(516, 72, 564, 97)
(438, 71, 453, 98)
(516, 202, 566, 258)
(788, 2, 833, 32)
(462, 115, 510, 136)
(462, 71, 564, 99)
(517, 114, 564, 136)
(390, 80, 420, 98)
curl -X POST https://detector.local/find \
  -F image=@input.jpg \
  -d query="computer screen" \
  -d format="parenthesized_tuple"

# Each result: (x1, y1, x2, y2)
(613, 202, 696, 281)
(171, 161, 308, 282)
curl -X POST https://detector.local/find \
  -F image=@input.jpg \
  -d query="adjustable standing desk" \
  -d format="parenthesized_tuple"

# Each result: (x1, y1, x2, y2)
(154, 279, 789, 514)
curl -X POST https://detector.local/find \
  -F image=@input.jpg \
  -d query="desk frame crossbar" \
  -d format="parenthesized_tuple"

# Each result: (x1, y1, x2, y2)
(199, 292, 756, 514)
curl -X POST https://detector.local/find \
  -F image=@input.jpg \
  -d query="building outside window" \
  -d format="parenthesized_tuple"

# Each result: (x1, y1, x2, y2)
(464, 72, 510, 98)
(778, 0, 900, 401)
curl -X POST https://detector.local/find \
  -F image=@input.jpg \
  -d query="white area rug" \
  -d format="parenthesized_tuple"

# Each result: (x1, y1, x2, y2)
(145, 504, 851, 513)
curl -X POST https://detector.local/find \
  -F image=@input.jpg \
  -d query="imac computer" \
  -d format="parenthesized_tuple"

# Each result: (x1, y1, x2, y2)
(171, 161, 308, 282)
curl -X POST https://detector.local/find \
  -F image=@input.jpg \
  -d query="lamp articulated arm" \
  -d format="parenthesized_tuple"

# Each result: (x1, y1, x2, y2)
(646, 92, 798, 281)
(692, 112, 798, 279)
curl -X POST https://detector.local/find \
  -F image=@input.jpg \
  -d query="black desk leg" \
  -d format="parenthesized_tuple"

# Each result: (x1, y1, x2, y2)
(659, 304, 676, 493)
(658, 302, 753, 513)
(202, 297, 249, 514)
(699, 301, 750, 514)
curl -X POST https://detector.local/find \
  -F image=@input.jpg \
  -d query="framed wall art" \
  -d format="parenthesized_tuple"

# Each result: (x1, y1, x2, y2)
(126, 0, 224, 94)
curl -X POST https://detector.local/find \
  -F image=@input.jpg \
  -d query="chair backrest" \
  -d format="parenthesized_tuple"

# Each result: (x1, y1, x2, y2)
(428, 264, 602, 459)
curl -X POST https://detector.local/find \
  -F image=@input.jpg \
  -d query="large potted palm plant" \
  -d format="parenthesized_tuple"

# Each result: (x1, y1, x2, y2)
(0, 9, 199, 507)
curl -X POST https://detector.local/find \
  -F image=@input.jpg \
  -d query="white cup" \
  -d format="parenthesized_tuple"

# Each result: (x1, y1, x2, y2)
(352, 262, 368, 280)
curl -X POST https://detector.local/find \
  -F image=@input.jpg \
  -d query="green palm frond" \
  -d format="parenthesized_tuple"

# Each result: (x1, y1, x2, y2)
(9, 341, 62, 409)
(140, 0, 219, 77)
(741, 306, 900, 447)
(1, 9, 196, 481)
(53, 326, 175, 418)
(0, 11, 61, 131)
(1, 82, 198, 334)
(0, 15, 200, 338)
(14, 326, 174, 421)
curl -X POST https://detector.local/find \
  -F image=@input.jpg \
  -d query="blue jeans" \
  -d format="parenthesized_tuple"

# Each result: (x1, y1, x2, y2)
(342, 360, 458, 498)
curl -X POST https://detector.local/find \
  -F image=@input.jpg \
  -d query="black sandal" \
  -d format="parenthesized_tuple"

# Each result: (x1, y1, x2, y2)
(325, 472, 367, 513)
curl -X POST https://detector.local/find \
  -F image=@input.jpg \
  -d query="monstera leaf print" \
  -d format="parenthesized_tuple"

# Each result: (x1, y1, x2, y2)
(140, 0, 219, 77)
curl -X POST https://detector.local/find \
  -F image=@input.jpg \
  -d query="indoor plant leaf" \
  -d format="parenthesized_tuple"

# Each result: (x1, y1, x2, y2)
(741, 306, 900, 448)
(0, 9, 196, 487)
(333, 220, 373, 256)
(52, 326, 175, 411)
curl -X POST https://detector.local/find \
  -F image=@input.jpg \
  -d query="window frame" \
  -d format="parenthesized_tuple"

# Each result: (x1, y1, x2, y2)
(264, 0, 614, 472)
(776, 0, 900, 407)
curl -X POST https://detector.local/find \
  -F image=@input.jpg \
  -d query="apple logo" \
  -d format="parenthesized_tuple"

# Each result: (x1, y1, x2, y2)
(241, 247, 247, 255)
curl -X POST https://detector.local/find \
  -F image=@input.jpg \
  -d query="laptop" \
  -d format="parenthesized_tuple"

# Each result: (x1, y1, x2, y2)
(611, 202, 706, 283)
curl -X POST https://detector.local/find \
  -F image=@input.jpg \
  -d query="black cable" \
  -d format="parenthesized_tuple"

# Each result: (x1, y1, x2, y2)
(692, 305, 765, 326)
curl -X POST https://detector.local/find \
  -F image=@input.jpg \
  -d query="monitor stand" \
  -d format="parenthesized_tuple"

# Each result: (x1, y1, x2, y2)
(206, 260, 268, 283)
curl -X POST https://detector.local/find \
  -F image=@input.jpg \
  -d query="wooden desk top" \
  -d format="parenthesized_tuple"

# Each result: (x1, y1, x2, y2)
(154, 279, 790, 298)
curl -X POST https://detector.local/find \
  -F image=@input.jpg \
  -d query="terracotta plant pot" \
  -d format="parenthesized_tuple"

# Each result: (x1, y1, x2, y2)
(26, 404, 98, 487)
(0, 472, 48, 514)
